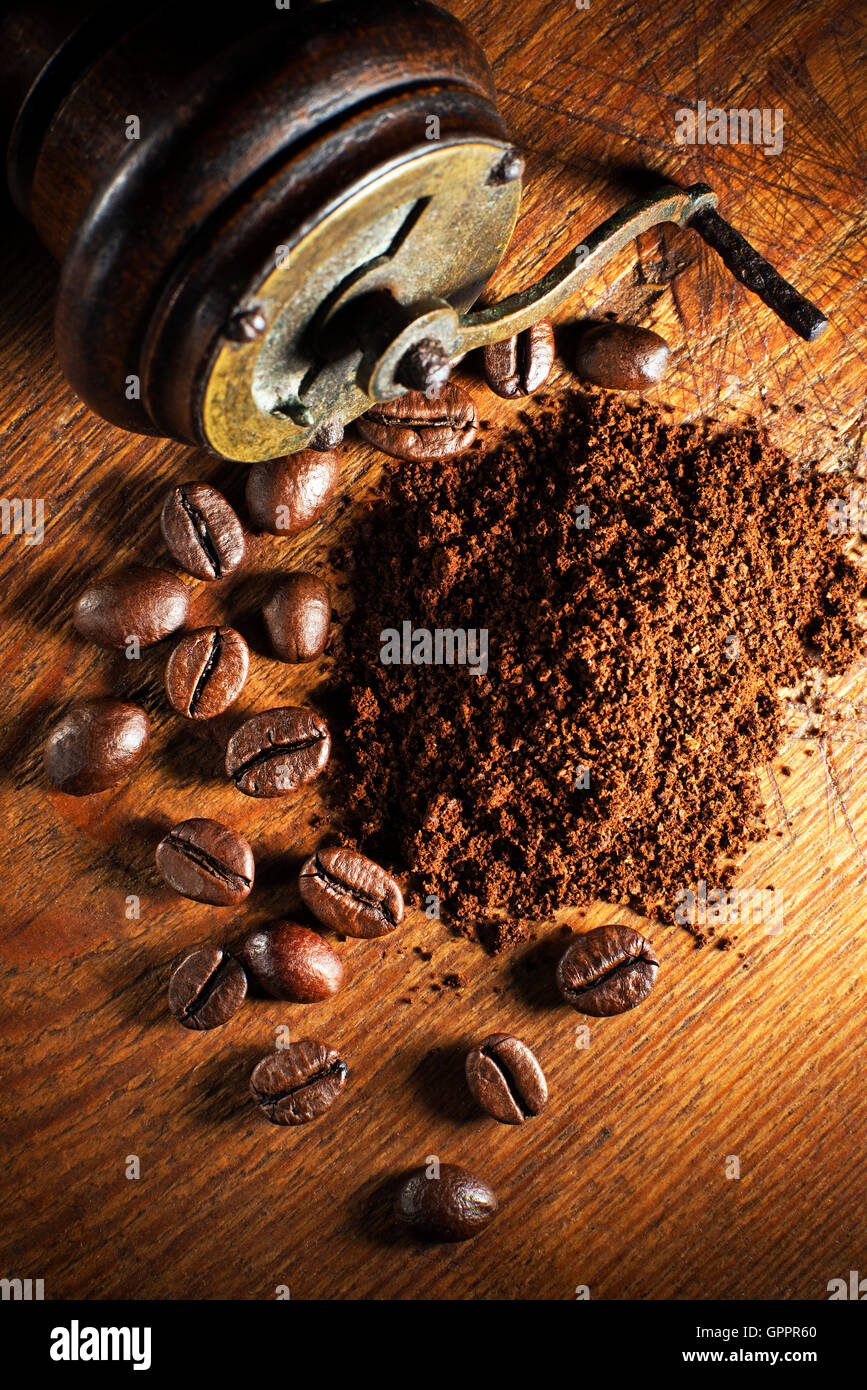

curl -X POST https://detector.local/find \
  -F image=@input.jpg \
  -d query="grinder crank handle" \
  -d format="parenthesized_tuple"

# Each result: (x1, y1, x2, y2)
(451, 181, 829, 356)
(686, 203, 828, 343)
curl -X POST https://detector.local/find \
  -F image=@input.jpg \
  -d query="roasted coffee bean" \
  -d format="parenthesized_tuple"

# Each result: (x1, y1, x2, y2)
(44, 699, 150, 795)
(165, 626, 249, 719)
(245, 450, 339, 535)
(397, 337, 452, 395)
(356, 383, 477, 461)
(465, 1033, 547, 1125)
(155, 818, 254, 905)
(263, 573, 331, 663)
(482, 320, 555, 398)
(250, 1040, 347, 1125)
(160, 483, 246, 580)
(74, 566, 189, 648)
(240, 921, 344, 1003)
(168, 947, 247, 1030)
(393, 1164, 498, 1242)
(225, 706, 330, 797)
(556, 924, 659, 1015)
(574, 323, 670, 391)
(299, 846, 403, 938)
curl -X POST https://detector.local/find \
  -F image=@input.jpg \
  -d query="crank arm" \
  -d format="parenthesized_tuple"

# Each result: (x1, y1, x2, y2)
(354, 181, 829, 403)
(455, 182, 829, 353)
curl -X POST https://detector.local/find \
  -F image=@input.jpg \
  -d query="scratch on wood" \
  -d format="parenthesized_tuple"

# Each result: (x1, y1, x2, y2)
(765, 762, 796, 843)
(818, 734, 867, 863)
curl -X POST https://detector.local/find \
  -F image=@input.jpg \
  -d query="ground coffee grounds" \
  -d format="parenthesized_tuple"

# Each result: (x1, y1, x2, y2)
(334, 390, 864, 951)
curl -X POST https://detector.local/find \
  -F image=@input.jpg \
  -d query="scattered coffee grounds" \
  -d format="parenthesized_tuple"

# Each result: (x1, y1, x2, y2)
(334, 390, 864, 951)
(441, 972, 468, 990)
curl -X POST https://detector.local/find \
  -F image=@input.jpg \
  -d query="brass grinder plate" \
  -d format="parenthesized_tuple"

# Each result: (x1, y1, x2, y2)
(201, 140, 521, 461)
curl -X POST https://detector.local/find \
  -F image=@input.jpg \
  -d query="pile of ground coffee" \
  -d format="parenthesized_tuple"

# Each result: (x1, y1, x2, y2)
(334, 390, 864, 951)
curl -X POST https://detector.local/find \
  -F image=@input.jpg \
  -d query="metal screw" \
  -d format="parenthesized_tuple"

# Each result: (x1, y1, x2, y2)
(309, 418, 344, 450)
(396, 337, 452, 395)
(487, 147, 525, 186)
(224, 307, 267, 342)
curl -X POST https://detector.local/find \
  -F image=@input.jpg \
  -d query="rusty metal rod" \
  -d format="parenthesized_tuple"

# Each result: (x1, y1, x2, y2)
(688, 204, 829, 342)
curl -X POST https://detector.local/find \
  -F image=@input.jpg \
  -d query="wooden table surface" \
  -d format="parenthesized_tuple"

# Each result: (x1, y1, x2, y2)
(2, 0, 866, 1301)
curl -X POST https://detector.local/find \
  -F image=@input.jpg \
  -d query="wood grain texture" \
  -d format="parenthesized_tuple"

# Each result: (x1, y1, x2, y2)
(1, 0, 866, 1301)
